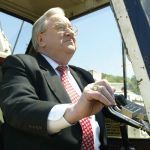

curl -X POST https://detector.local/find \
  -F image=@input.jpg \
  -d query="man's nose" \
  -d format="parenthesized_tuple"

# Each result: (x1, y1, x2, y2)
(65, 28, 75, 37)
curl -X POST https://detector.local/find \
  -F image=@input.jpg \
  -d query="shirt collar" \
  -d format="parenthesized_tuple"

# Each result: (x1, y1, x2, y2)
(41, 54, 69, 73)
(42, 54, 60, 70)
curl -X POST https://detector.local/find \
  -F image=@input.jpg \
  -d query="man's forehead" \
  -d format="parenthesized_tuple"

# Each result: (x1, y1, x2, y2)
(48, 14, 71, 25)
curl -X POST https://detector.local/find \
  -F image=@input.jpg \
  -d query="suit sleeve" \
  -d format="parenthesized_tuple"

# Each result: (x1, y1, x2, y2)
(0, 55, 52, 137)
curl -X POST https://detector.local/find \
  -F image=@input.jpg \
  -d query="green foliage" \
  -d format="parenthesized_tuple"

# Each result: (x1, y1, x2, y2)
(102, 73, 140, 94)
(128, 76, 140, 94)
(102, 73, 124, 82)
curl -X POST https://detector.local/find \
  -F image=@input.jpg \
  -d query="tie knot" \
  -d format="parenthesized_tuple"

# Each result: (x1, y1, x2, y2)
(57, 66, 67, 75)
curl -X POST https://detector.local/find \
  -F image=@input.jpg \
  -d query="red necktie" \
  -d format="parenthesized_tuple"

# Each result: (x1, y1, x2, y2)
(57, 66, 94, 150)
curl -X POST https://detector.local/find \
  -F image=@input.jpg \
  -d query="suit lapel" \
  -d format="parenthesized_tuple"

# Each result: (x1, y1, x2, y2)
(36, 53, 71, 103)
(69, 67, 84, 91)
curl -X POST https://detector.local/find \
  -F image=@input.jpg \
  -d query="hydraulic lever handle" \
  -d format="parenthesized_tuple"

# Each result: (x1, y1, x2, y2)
(107, 106, 150, 133)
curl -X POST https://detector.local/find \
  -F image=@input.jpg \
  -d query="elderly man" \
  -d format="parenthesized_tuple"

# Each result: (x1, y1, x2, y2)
(0, 7, 115, 150)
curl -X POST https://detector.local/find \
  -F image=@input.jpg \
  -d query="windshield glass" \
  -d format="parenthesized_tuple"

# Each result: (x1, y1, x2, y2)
(0, 12, 32, 55)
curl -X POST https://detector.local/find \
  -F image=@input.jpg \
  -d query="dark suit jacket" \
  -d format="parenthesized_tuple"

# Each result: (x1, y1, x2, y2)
(0, 53, 107, 150)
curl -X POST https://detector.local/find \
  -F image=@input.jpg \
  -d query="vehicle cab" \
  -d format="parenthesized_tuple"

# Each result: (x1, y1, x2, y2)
(0, 0, 150, 149)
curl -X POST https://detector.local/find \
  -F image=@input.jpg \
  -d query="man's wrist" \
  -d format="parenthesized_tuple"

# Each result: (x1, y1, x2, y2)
(64, 103, 80, 124)
(47, 104, 72, 134)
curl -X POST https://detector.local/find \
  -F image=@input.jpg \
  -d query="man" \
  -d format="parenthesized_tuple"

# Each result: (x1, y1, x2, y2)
(0, 7, 116, 150)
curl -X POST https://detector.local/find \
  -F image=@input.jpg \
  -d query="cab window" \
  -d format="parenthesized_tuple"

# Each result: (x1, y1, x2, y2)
(0, 12, 32, 55)
(71, 6, 148, 139)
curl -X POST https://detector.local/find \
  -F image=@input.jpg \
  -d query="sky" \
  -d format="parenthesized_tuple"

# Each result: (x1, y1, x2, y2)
(0, 6, 134, 78)
(71, 7, 134, 77)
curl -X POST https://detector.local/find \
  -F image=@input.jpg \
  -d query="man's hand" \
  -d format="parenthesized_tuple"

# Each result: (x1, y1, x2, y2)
(64, 79, 116, 124)
(64, 80, 116, 123)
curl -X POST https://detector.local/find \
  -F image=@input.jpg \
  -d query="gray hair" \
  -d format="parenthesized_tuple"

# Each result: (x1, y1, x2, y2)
(32, 7, 65, 50)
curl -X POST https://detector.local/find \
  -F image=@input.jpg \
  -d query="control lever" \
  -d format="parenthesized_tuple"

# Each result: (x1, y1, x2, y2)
(107, 105, 150, 134)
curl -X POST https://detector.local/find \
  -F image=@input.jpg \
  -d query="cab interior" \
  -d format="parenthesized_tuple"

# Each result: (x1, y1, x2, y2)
(0, 0, 150, 149)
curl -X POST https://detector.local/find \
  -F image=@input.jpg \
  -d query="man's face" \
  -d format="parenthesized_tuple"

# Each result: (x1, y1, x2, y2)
(38, 14, 77, 65)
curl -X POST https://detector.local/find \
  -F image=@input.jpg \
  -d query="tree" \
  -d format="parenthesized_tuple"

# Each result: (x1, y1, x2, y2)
(102, 73, 140, 94)
(128, 75, 140, 94)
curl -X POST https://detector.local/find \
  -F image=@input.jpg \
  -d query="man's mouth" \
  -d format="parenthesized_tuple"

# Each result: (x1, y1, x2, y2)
(64, 39, 74, 43)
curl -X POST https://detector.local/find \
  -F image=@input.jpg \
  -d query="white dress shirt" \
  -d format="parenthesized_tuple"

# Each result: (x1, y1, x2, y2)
(42, 54, 101, 150)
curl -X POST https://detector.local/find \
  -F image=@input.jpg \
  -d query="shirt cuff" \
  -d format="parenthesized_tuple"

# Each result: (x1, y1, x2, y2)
(47, 104, 71, 134)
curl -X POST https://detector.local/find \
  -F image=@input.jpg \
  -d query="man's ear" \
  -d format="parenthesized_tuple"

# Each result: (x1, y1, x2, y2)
(37, 33, 46, 47)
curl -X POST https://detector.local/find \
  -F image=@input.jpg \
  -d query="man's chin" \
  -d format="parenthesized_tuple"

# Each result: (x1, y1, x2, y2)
(66, 45, 76, 53)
